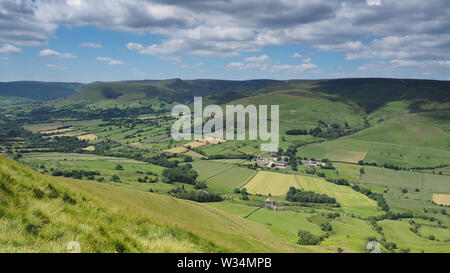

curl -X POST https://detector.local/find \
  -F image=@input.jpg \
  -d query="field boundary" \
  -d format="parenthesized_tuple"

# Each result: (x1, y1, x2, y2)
(239, 170, 259, 189)
(204, 165, 236, 182)
(244, 207, 262, 218)
(293, 175, 303, 190)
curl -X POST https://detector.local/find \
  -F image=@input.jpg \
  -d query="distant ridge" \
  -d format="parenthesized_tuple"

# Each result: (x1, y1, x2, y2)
(0, 81, 85, 101)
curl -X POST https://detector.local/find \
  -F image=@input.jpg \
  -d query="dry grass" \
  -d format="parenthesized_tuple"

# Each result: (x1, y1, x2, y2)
(433, 194, 450, 206)
(77, 134, 98, 141)
(40, 128, 74, 135)
(183, 137, 226, 148)
(244, 171, 299, 196)
(81, 146, 96, 152)
(163, 146, 188, 154)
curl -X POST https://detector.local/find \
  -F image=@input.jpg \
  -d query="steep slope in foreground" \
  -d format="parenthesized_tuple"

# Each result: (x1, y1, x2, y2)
(0, 155, 328, 253)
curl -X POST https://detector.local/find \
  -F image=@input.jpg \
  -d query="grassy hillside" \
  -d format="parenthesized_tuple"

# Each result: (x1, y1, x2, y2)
(0, 155, 331, 253)
(0, 81, 84, 101)
(64, 79, 279, 109)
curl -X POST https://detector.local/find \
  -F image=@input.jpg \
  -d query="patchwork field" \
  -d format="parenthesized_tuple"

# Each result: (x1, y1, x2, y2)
(296, 175, 381, 218)
(76, 134, 99, 141)
(243, 171, 299, 196)
(18, 152, 178, 194)
(378, 220, 450, 253)
(298, 114, 450, 168)
(361, 166, 450, 193)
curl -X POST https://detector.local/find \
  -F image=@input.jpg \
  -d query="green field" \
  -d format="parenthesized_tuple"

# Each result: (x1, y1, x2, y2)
(190, 160, 236, 181)
(361, 166, 450, 193)
(206, 167, 257, 192)
(298, 139, 370, 163)
(296, 175, 382, 218)
(378, 220, 450, 253)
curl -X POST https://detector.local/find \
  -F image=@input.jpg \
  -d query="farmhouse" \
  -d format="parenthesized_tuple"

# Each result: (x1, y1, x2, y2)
(255, 157, 277, 168)
(264, 199, 280, 210)
(273, 162, 287, 168)
(301, 160, 327, 168)
(255, 156, 290, 169)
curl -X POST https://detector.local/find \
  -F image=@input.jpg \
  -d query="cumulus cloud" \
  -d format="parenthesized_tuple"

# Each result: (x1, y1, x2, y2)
(244, 55, 270, 63)
(96, 56, 125, 65)
(289, 53, 302, 58)
(226, 62, 244, 68)
(39, 49, 77, 58)
(0, 0, 449, 68)
(227, 54, 317, 73)
(0, 43, 21, 53)
(272, 63, 318, 72)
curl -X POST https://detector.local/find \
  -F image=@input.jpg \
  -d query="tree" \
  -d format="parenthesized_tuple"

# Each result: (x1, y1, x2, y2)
(115, 164, 124, 170)
(183, 155, 193, 162)
(110, 175, 121, 182)
(297, 230, 323, 245)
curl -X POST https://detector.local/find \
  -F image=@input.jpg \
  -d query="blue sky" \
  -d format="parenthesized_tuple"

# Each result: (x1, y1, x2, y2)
(0, 0, 449, 82)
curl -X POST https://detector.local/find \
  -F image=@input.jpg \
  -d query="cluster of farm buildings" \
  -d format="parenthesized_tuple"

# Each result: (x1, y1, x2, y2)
(255, 156, 289, 168)
(255, 156, 327, 169)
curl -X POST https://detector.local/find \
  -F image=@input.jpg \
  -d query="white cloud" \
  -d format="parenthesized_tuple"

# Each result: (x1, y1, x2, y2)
(126, 43, 144, 51)
(367, 0, 382, 6)
(0, 44, 21, 54)
(181, 62, 204, 69)
(80, 42, 102, 48)
(289, 53, 302, 58)
(96, 56, 125, 65)
(39, 49, 77, 58)
(244, 55, 270, 63)
(1, 0, 449, 75)
(226, 62, 244, 68)
(272, 63, 318, 72)
(317, 41, 364, 52)
(346, 35, 450, 61)
(45, 64, 67, 70)
(390, 59, 419, 67)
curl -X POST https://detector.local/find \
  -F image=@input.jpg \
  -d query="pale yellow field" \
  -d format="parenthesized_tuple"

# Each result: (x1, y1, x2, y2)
(244, 171, 300, 196)
(82, 146, 96, 151)
(183, 141, 207, 148)
(77, 134, 98, 141)
(433, 194, 450, 206)
(164, 146, 188, 154)
(40, 128, 74, 135)
(183, 137, 226, 148)
(184, 150, 206, 158)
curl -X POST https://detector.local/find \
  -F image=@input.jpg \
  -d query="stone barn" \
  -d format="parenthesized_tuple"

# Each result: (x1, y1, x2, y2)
(264, 199, 280, 211)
